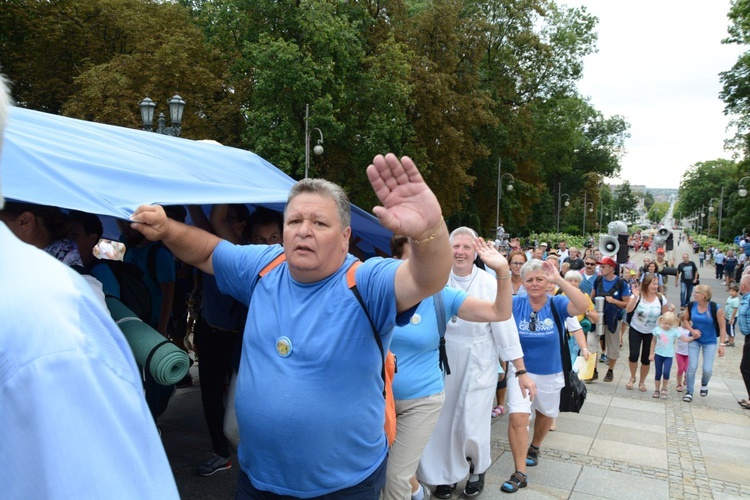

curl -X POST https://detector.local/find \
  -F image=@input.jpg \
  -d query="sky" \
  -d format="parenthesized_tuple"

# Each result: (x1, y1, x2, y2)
(562, 0, 745, 189)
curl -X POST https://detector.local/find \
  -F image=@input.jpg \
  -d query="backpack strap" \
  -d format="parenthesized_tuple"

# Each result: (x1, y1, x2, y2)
(146, 242, 163, 285)
(549, 299, 572, 373)
(432, 291, 450, 375)
(259, 253, 287, 278)
(346, 261, 389, 399)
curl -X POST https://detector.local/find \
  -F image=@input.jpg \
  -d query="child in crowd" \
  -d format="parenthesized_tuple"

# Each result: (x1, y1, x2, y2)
(674, 311, 691, 392)
(725, 283, 740, 347)
(650, 312, 694, 398)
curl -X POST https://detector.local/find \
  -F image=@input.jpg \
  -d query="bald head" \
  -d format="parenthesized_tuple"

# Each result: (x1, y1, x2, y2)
(741, 274, 750, 295)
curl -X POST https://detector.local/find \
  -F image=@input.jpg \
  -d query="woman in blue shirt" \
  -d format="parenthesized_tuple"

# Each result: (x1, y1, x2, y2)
(501, 259, 590, 493)
(681, 285, 727, 402)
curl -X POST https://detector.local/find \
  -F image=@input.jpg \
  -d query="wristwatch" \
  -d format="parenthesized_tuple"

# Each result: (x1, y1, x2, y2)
(515, 369, 527, 377)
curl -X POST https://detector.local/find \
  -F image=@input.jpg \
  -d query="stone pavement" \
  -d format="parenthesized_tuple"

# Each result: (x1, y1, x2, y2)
(159, 236, 750, 499)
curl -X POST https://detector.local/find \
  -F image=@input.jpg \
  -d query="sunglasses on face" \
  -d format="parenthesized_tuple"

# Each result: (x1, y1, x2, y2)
(584, 262, 596, 266)
(529, 311, 537, 332)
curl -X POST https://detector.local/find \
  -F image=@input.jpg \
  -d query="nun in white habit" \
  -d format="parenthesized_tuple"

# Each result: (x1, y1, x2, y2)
(418, 227, 535, 498)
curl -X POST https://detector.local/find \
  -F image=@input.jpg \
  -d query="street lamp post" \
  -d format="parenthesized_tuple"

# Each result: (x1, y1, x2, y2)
(739, 176, 750, 197)
(139, 95, 186, 136)
(583, 200, 594, 237)
(718, 185, 724, 242)
(708, 198, 717, 236)
(304, 103, 324, 179)
(495, 158, 515, 236)
(557, 182, 570, 232)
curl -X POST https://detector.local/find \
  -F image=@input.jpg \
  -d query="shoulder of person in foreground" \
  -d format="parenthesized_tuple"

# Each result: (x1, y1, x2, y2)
(0, 229, 178, 498)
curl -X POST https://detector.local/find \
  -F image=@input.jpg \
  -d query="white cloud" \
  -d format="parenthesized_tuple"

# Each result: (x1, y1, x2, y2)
(563, 0, 744, 188)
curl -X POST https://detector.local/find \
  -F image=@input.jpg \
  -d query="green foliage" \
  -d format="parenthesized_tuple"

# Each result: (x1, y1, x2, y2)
(1, 0, 632, 235)
(531, 232, 587, 249)
(647, 201, 669, 223)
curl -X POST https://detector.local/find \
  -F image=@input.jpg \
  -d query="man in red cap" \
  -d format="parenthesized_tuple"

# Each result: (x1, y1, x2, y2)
(591, 257, 631, 382)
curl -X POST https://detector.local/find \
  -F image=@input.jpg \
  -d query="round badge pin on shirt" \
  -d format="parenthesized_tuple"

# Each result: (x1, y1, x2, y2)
(276, 336, 293, 357)
(410, 314, 421, 325)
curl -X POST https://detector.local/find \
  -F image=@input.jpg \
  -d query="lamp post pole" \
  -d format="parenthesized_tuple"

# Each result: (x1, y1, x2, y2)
(139, 95, 186, 136)
(718, 185, 724, 242)
(495, 159, 515, 237)
(556, 182, 570, 233)
(739, 176, 750, 198)
(584, 201, 594, 237)
(495, 159, 501, 236)
(708, 198, 717, 237)
(304, 103, 324, 179)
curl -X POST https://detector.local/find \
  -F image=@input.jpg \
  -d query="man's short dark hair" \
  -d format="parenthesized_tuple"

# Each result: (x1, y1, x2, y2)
(248, 206, 282, 232)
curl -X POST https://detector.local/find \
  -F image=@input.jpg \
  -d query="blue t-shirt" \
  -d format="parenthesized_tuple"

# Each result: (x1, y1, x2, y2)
(579, 273, 597, 296)
(89, 260, 120, 298)
(689, 302, 721, 345)
(653, 326, 682, 358)
(201, 273, 246, 331)
(391, 287, 468, 400)
(124, 242, 175, 327)
(512, 294, 571, 374)
(214, 242, 402, 497)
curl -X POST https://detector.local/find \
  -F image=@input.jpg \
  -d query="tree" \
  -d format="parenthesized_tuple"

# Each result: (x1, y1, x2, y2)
(0, 0, 235, 141)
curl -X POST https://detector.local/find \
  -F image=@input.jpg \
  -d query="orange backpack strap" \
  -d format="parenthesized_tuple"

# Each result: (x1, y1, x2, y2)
(259, 253, 287, 278)
(345, 259, 397, 446)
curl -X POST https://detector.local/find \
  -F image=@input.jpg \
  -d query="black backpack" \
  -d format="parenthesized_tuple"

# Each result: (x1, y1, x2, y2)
(92, 259, 153, 321)
(685, 301, 720, 337)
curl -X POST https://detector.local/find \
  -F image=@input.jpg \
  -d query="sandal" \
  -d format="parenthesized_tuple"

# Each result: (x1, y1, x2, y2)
(501, 471, 528, 493)
(652, 390, 660, 399)
(639, 382, 647, 392)
(491, 405, 505, 418)
(676, 385, 684, 392)
(660, 390, 667, 399)
(526, 445, 540, 467)
(626, 378, 635, 390)
(683, 393, 693, 403)
(740, 401, 750, 410)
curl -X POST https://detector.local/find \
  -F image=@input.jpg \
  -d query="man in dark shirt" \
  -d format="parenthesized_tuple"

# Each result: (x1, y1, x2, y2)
(564, 246, 584, 271)
(676, 253, 699, 310)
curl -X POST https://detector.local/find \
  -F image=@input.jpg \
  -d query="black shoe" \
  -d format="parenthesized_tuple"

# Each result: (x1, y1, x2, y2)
(603, 369, 614, 382)
(433, 484, 456, 499)
(463, 473, 485, 497)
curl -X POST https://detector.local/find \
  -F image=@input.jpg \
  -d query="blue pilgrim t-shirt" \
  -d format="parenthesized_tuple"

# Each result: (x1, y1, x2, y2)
(512, 294, 570, 374)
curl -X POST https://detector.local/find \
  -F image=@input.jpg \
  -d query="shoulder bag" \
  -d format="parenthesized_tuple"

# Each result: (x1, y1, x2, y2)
(550, 301, 587, 413)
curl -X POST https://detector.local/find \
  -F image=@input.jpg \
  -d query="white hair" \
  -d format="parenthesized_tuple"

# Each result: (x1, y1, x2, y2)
(0, 72, 11, 209)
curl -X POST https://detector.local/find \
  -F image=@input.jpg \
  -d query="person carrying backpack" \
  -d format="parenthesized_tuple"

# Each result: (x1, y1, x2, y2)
(393, 231, 531, 500)
(681, 285, 727, 402)
(591, 257, 631, 383)
(129, 155, 453, 498)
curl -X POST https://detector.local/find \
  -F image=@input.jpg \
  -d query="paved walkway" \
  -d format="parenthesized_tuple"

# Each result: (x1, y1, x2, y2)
(160, 236, 750, 499)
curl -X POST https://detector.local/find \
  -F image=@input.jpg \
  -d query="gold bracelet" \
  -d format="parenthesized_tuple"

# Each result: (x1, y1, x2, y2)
(409, 217, 444, 245)
(497, 272, 511, 280)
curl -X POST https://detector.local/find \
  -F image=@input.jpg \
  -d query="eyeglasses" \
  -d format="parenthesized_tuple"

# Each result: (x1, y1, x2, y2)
(529, 311, 537, 332)
(584, 262, 596, 266)
(511, 262, 524, 267)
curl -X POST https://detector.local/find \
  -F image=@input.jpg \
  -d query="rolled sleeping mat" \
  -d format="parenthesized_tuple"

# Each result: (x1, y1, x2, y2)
(106, 297, 189, 385)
